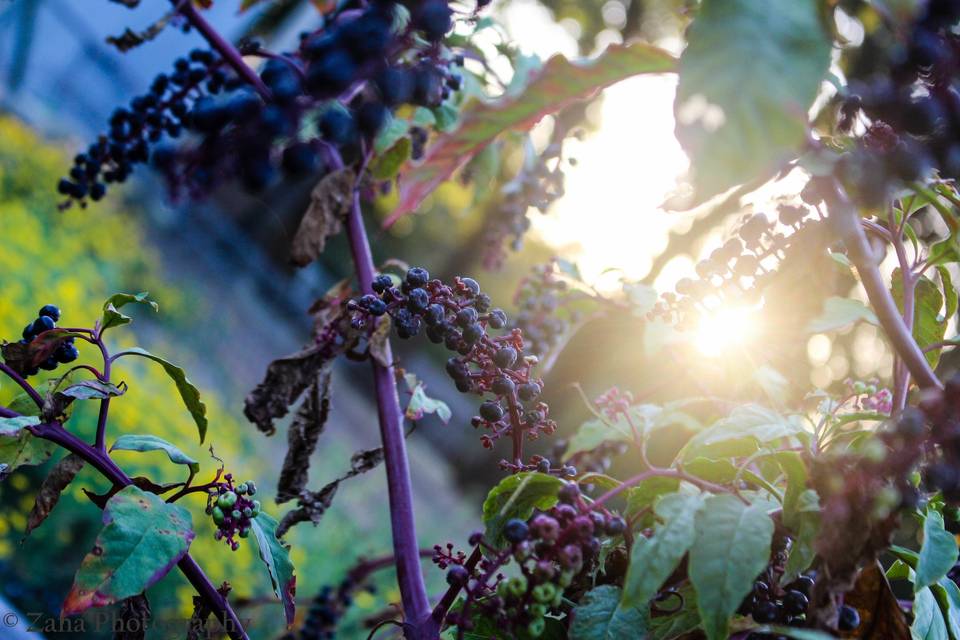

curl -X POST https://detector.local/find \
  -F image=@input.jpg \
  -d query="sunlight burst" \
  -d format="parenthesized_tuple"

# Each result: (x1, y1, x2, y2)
(693, 306, 758, 357)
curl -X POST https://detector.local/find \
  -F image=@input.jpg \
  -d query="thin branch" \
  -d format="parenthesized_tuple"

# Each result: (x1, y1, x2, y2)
(431, 547, 482, 624)
(590, 467, 739, 510)
(94, 335, 112, 452)
(0, 362, 44, 408)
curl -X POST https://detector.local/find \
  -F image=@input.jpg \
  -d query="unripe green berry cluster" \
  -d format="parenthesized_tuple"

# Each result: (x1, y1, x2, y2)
(207, 473, 260, 551)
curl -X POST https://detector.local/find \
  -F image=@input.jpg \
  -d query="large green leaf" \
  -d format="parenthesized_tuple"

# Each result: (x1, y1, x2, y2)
(688, 494, 774, 640)
(622, 492, 704, 609)
(916, 511, 959, 592)
(624, 477, 681, 521)
(100, 292, 158, 332)
(932, 577, 960, 640)
(675, 0, 830, 200)
(0, 415, 56, 471)
(250, 512, 297, 625)
(806, 297, 879, 333)
(893, 272, 948, 368)
(565, 404, 697, 461)
(683, 405, 805, 458)
(390, 43, 675, 223)
(915, 586, 951, 640)
(62, 485, 193, 615)
(115, 348, 207, 443)
(482, 472, 563, 549)
(569, 585, 648, 639)
(110, 434, 199, 476)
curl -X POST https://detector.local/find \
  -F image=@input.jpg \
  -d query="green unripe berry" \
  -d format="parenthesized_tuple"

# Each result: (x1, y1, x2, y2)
(558, 571, 573, 588)
(507, 576, 528, 598)
(532, 583, 556, 604)
(217, 491, 238, 509)
(243, 507, 253, 518)
(529, 603, 547, 617)
(232, 510, 241, 520)
(236, 483, 248, 495)
(251, 500, 262, 516)
(246, 481, 257, 496)
(527, 617, 545, 638)
(239, 528, 250, 539)
(211, 506, 225, 525)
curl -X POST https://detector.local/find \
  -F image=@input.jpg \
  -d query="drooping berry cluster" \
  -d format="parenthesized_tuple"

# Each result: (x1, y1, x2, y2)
(439, 482, 627, 638)
(835, 2, 960, 205)
(348, 267, 557, 452)
(511, 262, 580, 359)
(10, 305, 78, 377)
(63, 0, 465, 205)
(207, 474, 260, 551)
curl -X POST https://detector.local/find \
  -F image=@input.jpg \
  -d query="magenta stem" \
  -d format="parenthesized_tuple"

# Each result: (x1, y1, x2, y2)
(344, 188, 433, 638)
(172, 0, 272, 101)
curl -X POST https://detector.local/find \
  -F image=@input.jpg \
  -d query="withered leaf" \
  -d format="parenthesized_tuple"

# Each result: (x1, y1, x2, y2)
(24, 453, 85, 538)
(244, 345, 330, 435)
(290, 169, 355, 267)
(105, 11, 173, 53)
(276, 446, 384, 537)
(114, 594, 151, 640)
(276, 367, 333, 504)
(368, 315, 393, 368)
(840, 561, 910, 639)
(186, 595, 211, 640)
(1, 330, 87, 375)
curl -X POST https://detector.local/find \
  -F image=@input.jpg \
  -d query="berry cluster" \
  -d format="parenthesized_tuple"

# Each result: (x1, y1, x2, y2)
(206, 475, 260, 551)
(11, 305, 78, 377)
(348, 267, 557, 452)
(836, 2, 960, 205)
(653, 207, 822, 331)
(58, 49, 226, 205)
(845, 378, 893, 415)
(64, 1, 464, 205)
(439, 482, 627, 638)
(511, 262, 579, 359)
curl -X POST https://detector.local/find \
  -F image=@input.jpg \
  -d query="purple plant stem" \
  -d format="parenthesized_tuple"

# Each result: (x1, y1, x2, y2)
(0, 406, 16, 418)
(828, 181, 942, 391)
(172, 0, 272, 101)
(345, 188, 433, 638)
(94, 335, 112, 452)
(890, 218, 916, 413)
(0, 362, 44, 407)
(27, 419, 250, 640)
(431, 547, 482, 624)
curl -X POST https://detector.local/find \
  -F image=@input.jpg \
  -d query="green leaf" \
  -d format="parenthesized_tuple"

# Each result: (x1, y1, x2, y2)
(110, 434, 199, 476)
(59, 380, 126, 401)
(101, 292, 158, 331)
(432, 103, 460, 132)
(0, 415, 56, 472)
(373, 115, 410, 155)
(914, 586, 951, 640)
(569, 585, 648, 640)
(780, 510, 819, 587)
(916, 511, 959, 592)
(774, 451, 810, 529)
(675, 0, 830, 201)
(932, 577, 960, 640)
(648, 584, 701, 639)
(624, 477, 680, 520)
(250, 512, 297, 625)
(806, 297, 879, 333)
(683, 405, 805, 458)
(566, 404, 697, 460)
(893, 271, 947, 368)
(403, 372, 452, 423)
(565, 417, 634, 459)
(115, 348, 207, 443)
(938, 266, 958, 321)
(389, 43, 675, 223)
(482, 472, 563, 549)
(62, 485, 194, 615)
(683, 457, 738, 484)
(371, 137, 413, 181)
(622, 492, 705, 609)
(688, 494, 774, 640)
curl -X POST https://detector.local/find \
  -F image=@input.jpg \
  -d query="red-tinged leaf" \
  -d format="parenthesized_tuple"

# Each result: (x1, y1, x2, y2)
(388, 43, 676, 225)
(63, 485, 194, 616)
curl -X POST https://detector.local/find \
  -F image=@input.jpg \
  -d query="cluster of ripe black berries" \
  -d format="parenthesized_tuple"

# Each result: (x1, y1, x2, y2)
(349, 267, 558, 450)
(206, 474, 260, 551)
(440, 482, 627, 639)
(653, 205, 822, 331)
(834, 1, 960, 206)
(13, 305, 78, 377)
(511, 262, 579, 359)
(481, 138, 571, 269)
(62, 0, 464, 205)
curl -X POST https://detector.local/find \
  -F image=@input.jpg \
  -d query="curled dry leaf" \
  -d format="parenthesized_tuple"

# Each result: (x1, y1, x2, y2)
(290, 168, 356, 268)
(24, 452, 85, 538)
(368, 315, 393, 368)
(105, 11, 174, 53)
(839, 561, 910, 639)
(276, 447, 384, 537)
(114, 593, 151, 640)
(276, 367, 333, 504)
(244, 345, 330, 435)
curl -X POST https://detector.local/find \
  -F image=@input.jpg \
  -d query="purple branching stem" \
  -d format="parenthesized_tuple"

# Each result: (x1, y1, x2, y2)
(431, 547, 482, 624)
(344, 174, 433, 638)
(171, 0, 272, 101)
(591, 467, 736, 510)
(828, 181, 942, 391)
(11, 417, 250, 639)
(0, 362, 44, 408)
(889, 208, 916, 414)
(94, 334, 112, 452)
(0, 406, 16, 418)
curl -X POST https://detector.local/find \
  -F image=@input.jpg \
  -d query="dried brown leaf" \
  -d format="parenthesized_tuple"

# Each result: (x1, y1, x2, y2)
(105, 12, 173, 53)
(114, 594, 151, 640)
(290, 169, 355, 267)
(24, 453, 85, 538)
(368, 315, 392, 368)
(276, 367, 333, 504)
(840, 561, 910, 639)
(243, 345, 329, 435)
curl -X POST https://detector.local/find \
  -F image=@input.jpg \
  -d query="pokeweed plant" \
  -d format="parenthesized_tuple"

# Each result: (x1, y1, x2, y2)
(10, 0, 960, 639)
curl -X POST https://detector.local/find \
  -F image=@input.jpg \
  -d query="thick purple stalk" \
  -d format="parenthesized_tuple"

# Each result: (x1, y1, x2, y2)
(27, 420, 250, 640)
(94, 336, 112, 452)
(345, 189, 434, 638)
(828, 182, 942, 391)
(172, 0, 272, 101)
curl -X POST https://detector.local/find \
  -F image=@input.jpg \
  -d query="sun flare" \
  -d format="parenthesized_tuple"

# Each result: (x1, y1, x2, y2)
(693, 306, 759, 357)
